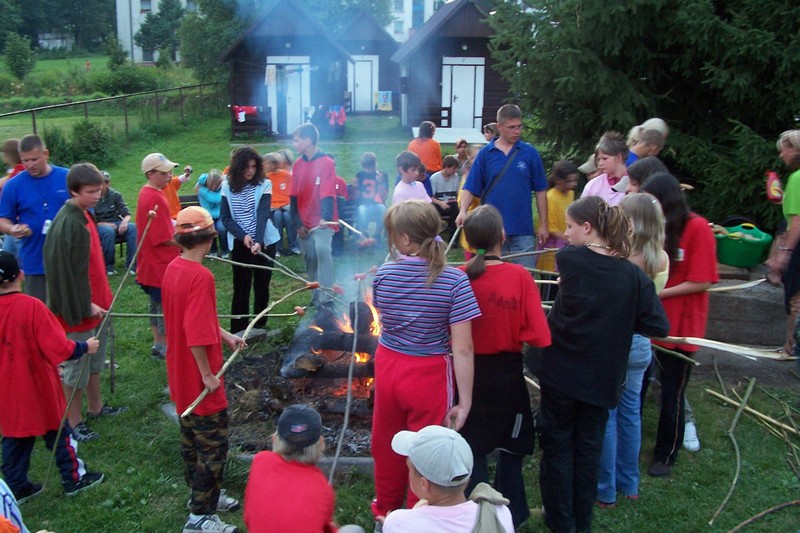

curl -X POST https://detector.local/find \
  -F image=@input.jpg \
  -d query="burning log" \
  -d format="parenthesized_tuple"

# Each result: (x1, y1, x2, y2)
(282, 354, 374, 379)
(311, 332, 378, 354)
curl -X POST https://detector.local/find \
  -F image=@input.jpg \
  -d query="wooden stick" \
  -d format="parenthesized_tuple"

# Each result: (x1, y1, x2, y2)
(109, 310, 304, 319)
(653, 345, 701, 366)
(445, 226, 461, 255)
(708, 378, 755, 525)
(336, 219, 364, 237)
(704, 388, 800, 436)
(727, 499, 800, 532)
(181, 284, 314, 417)
(524, 375, 541, 390)
(656, 336, 765, 360)
(501, 248, 558, 260)
(706, 278, 765, 292)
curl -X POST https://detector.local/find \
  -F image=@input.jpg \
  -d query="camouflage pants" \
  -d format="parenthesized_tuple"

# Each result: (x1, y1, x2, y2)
(179, 409, 229, 515)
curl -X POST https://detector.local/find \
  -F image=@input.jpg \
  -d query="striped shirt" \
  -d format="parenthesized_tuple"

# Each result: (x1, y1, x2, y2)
(230, 184, 258, 237)
(373, 257, 481, 356)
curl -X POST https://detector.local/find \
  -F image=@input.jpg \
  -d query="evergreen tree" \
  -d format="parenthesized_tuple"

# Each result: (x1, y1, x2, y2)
(105, 34, 128, 71)
(488, 0, 800, 226)
(3, 32, 36, 79)
(135, 0, 185, 61)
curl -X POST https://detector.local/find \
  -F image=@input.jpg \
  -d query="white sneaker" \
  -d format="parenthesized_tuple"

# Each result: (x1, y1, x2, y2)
(182, 514, 238, 533)
(187, 489, 240, 512)
(683, 421, 700, 452)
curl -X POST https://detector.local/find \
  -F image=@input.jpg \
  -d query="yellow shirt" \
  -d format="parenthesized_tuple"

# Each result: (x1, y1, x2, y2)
(539, 188, 574, 272)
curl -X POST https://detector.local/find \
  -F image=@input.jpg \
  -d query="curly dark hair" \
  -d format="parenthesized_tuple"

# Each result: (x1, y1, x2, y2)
(228, 146, 264, 192)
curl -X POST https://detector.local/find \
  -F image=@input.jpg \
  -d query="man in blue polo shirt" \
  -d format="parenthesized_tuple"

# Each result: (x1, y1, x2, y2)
(0, 134, 69, 302)
(457, 104, 548, 269)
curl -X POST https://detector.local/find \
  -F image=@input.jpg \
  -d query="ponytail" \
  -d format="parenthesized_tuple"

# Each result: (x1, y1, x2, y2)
(463, 205, 504, 280)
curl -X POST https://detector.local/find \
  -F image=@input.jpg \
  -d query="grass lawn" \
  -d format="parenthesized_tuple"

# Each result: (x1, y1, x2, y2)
(8, 114, 800, 532)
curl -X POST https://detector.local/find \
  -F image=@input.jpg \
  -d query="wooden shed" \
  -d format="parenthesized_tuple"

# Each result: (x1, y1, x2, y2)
(336, 11, 400, 114)
(219, 0, 353, 136)
(391, 0, 510, 130)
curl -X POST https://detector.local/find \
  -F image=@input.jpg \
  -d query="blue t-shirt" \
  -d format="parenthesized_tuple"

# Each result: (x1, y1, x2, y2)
(463, 139, 547, 236)
(0, 166, 69, 275)
(626, 152, 640, 166)
(373, 257, 481, 356)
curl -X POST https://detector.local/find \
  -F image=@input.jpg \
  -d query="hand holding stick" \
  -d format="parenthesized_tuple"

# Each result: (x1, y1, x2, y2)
(181, 283, 317, 417)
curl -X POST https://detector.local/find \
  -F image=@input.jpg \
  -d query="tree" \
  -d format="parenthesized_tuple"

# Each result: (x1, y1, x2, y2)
(488, 0, 800, 227)
(4, 32, 36, 80)
(303, 0, 392, 32)
(105, 34, 128, 71)
(135, 0, 185, 61)
(0, 0, 22, 52)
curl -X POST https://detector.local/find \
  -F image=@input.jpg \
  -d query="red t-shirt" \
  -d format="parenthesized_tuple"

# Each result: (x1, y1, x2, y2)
(244, 451, 337, 533)
(0, 292, 77, 437)
(654, 214, 719, 352)
(136, 185, 179, 288)
(459, 262, 551, 354)
(163, 257, 227, 416)
(290, 153, 338, 229)
(58, 211, 113, 333)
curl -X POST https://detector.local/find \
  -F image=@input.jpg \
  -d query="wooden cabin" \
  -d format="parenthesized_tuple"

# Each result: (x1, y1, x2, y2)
(219, 0, 353, 136)
(390, 0, 510, 130)
(336, 11, 400, 114)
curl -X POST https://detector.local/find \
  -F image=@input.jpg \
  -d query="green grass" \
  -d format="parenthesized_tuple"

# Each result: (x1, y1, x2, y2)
(8, 114, 800, 532)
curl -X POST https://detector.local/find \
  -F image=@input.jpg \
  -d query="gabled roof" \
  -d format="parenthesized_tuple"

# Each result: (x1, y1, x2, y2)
(336, 10, 398, 49)
(218, 0, 353, 64)
(391, 0, 492, 64)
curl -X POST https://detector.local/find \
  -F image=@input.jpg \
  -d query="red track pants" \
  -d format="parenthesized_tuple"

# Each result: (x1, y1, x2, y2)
(370, 344, 453, 517)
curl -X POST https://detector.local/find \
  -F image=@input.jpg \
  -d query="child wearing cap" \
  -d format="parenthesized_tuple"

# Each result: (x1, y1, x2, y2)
(382, 425, 514, 532)
(43, 163, 126, 442)
(0, 251, 105, 503)
(243, 404, 364, 533)
(136, 153, 181, 359)
(163, 206, 246, 533)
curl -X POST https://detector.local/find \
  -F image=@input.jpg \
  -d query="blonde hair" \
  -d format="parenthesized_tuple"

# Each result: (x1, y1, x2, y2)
(777, 130, 800, 151)
(384, 200, 446, 286)
(272, 433, 324, 465)
(620, 193, 665, 278)
(206, 168, 222, 191)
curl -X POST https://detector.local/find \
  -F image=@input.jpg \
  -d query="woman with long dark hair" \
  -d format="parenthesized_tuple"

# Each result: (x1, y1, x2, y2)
(640, 173, 718, 477)
(221, 147, 280, 333)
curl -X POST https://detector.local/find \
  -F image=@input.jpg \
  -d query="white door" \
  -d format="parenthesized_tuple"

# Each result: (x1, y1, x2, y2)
(266, 56, 311, 134)
(441, 57, 485, 129)
(348, 55, 379, 112)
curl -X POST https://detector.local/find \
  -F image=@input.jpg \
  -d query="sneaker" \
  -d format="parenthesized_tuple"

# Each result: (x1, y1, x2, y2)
(683, 421, 700, 452)
(71, 421, 99, 442)
(187, 489, 240, 512)
(275, 250, 281, 258)
(14, 483, 43, 505)
(151, 345, 166, 359)
(106, 269, 118, 276)
(87, 404, 128, 420)
(221, 253, 230, 260)
(63, 472, 104, 496)
(182, 514, 238, 533)
(290, 248, 301, 255)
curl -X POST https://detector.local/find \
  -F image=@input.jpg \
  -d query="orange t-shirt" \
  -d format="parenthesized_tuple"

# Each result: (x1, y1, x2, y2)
(163, 176, 186, 219)
(268, 170, 292, 208)
(408, 138, 443, 173)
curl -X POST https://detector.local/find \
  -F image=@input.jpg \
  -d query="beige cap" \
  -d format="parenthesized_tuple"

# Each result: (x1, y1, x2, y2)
(578, 154, 596, 175)
(141, 153, 178, 174)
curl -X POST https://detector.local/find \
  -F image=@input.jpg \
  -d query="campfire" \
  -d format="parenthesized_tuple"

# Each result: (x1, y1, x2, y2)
(280, 296, 380, 384)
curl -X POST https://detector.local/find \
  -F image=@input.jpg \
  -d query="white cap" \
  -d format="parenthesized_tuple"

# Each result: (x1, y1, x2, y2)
(141, 153, 178, 174)
(391, 425, 473, 487)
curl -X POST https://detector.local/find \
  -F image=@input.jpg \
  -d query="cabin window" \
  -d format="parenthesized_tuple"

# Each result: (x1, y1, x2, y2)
(393, 20, 403, 34)
(185, 0, 197, 12)
(141, 0, 152, 12)
(393, 0, 404, 11)
(143, 49, 154, 62)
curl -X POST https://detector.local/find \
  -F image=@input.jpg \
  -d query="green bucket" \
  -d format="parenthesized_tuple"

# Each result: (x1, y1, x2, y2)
(714, 223, 773, 268)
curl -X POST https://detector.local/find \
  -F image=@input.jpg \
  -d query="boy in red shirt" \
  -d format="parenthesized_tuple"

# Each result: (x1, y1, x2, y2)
(136, 153, 181, 359)
(290, 123, 338, 306)
(0, 251, 104, 502)
(163, 206, 245, 533)
(43, 163, 126, 442)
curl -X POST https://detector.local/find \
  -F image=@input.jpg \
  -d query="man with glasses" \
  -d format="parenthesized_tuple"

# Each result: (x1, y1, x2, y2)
(95, 171, 137, 275)
(136, 153, 180, 359)
(457, 105, 549, 269)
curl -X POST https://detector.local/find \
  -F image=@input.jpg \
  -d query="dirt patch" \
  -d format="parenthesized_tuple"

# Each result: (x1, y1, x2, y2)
(692, 346, 800, 389)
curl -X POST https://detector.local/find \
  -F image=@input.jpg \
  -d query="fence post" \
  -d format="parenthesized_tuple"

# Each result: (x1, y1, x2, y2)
(123, 97, 129, 140)
(83, 102, 88, 119)
(179, 87, 184, 121)
(31, 110, 37, 135)
(155, 90, 160, 122)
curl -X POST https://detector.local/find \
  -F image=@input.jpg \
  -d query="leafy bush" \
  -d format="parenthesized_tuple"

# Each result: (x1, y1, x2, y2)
(69, 120, 118, 168)
(43, 126, 74, 166)
(105, 36, 128, 71)
(94, 65, 160, 95)
(3, 33, 36, 80)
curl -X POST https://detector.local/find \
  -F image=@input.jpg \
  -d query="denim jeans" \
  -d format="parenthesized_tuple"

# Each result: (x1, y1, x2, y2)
(300, 227, 333, 304)
(597, 334, 653, 502)
(502, 234, 536, 269)
(97, 222, 137, 270)
(210, 218, 228, 255)
(271, 206, 297, 251)
(355, 203, 386, 240)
